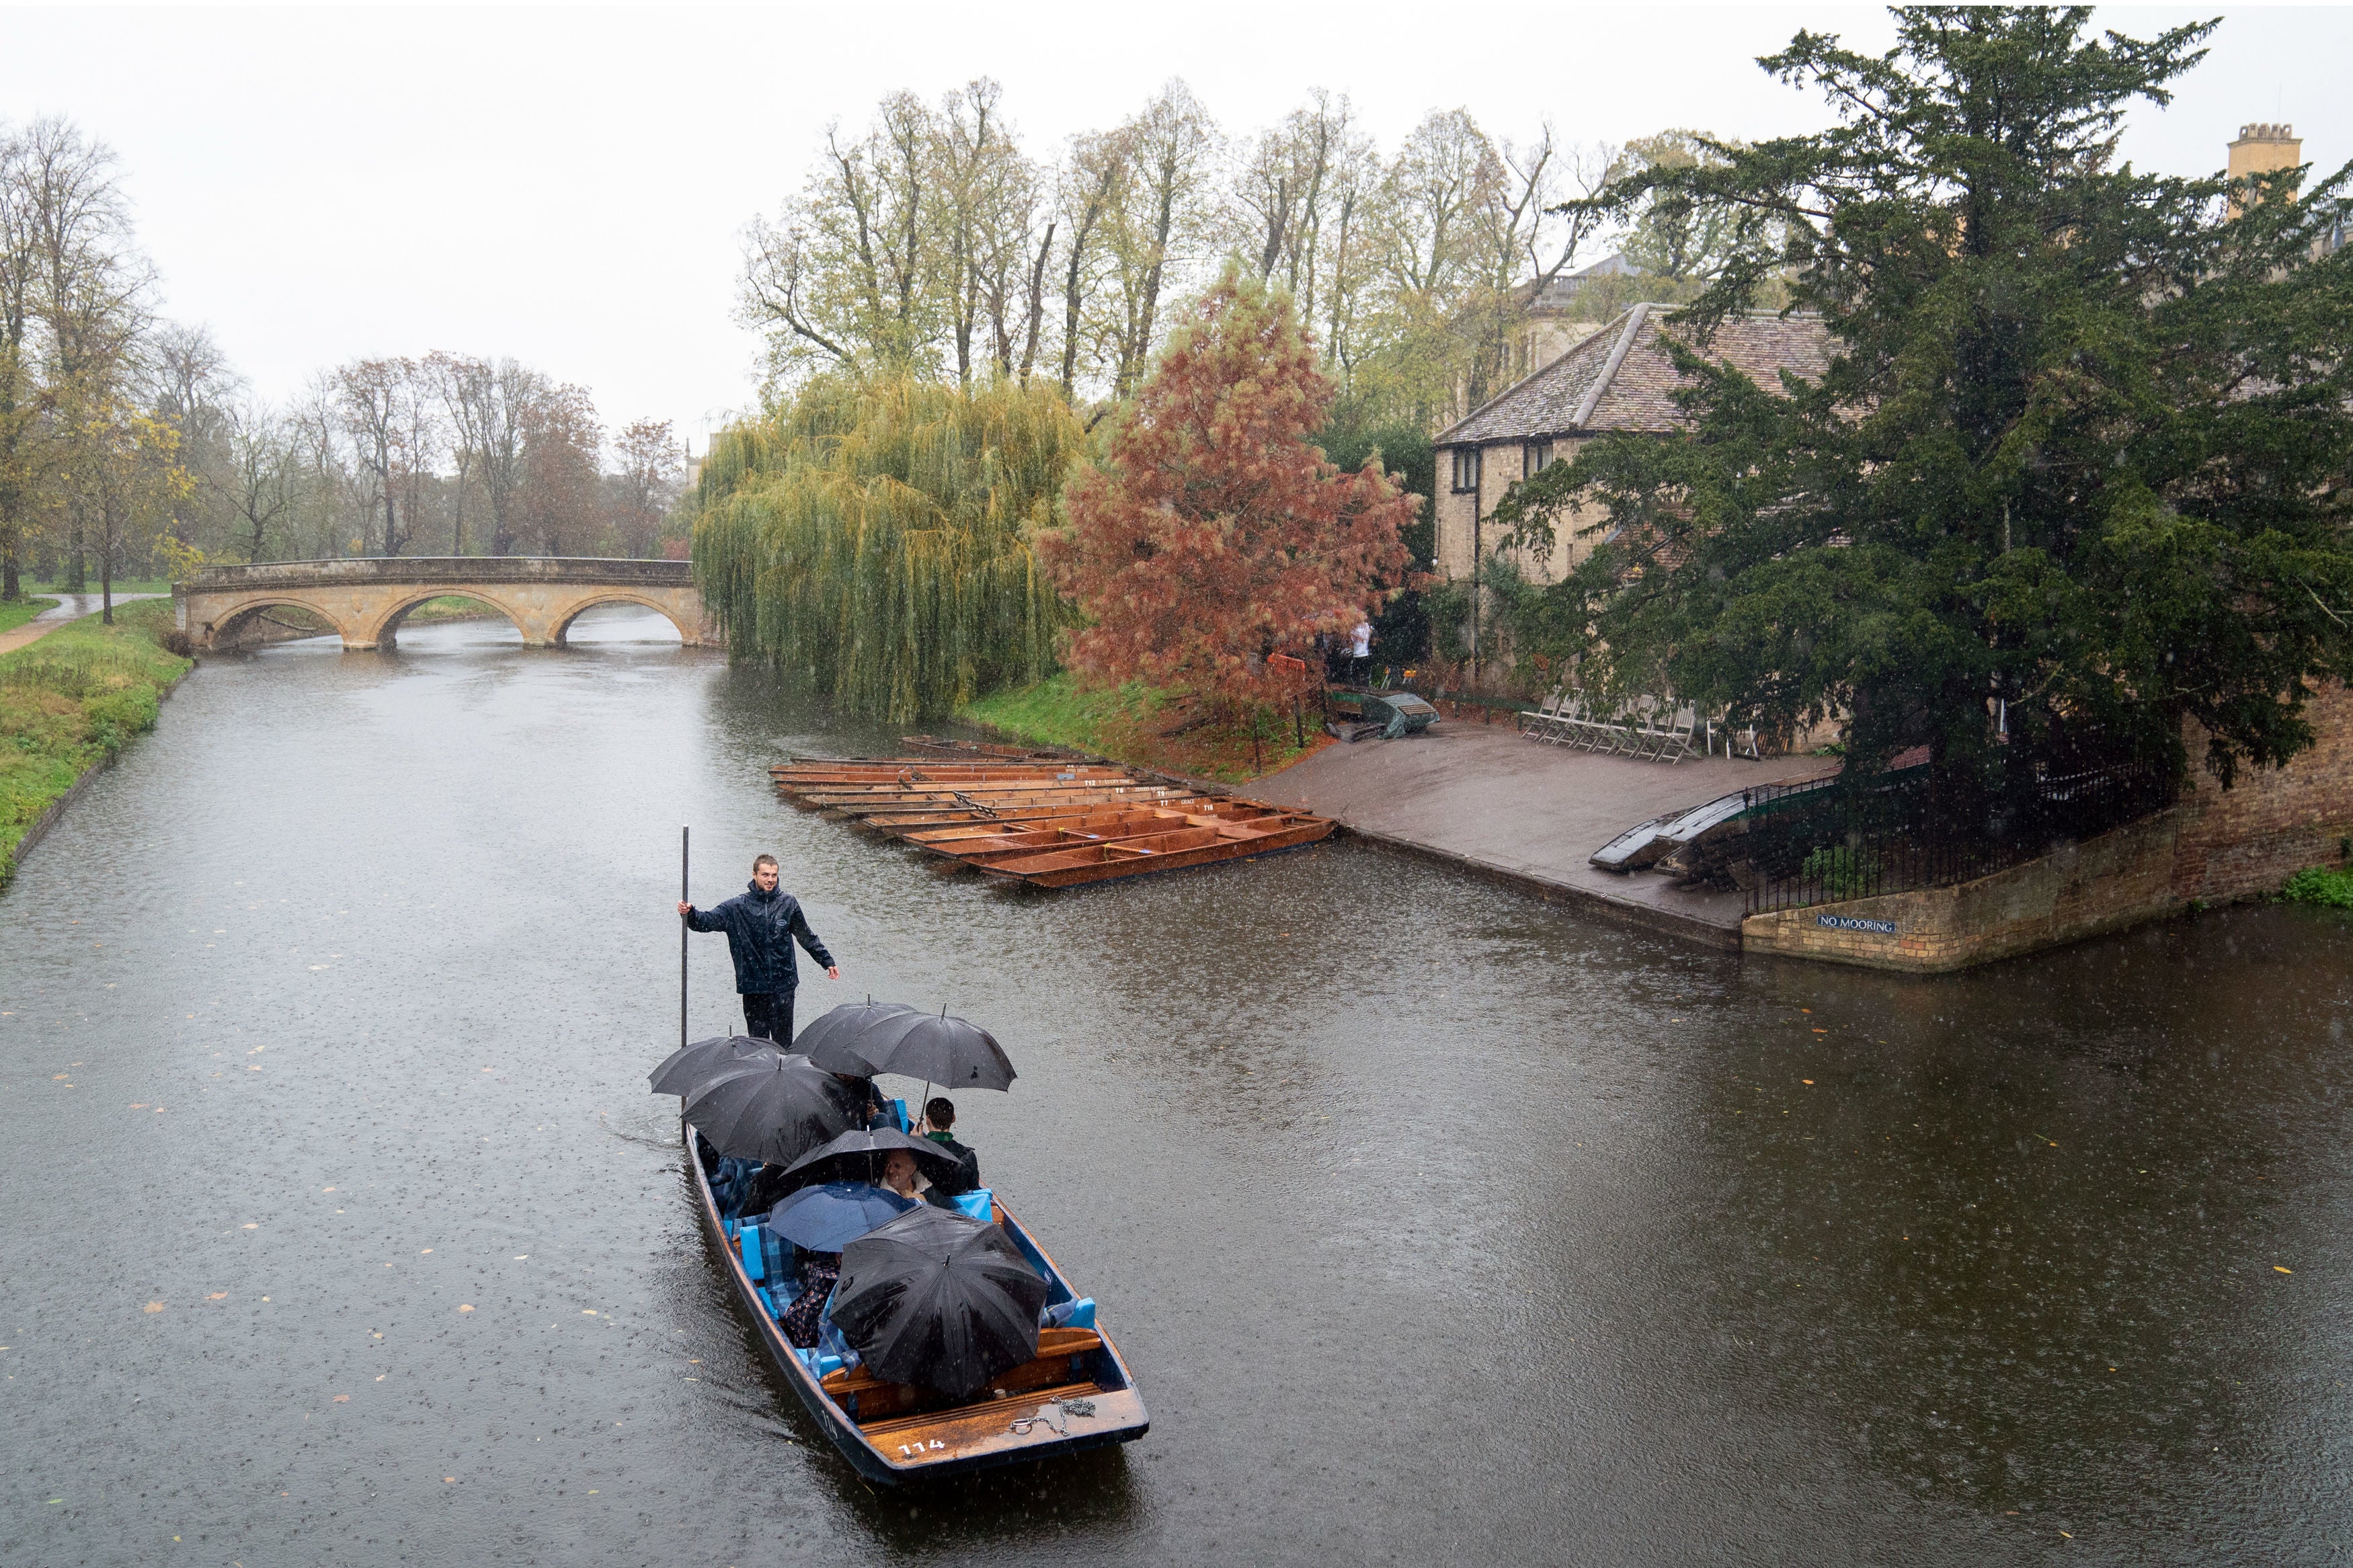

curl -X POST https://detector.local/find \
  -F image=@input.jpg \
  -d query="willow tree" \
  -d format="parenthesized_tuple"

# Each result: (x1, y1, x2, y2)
(693, 375, 1082, 721)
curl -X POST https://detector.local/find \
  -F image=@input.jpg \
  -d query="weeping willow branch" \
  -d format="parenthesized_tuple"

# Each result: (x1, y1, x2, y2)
(692, 374, 1084, 723)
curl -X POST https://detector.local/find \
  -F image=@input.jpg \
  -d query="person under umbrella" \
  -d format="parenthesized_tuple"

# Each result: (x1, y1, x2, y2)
(830, 1204, 1049, 1401)
(916, 1098, 981, 1198)
(796, 1005, 1016, 1094)
(779, 1124, 963, 1193)
(676, 852, 842, 1044)
(647, 1032, 781, 1098)
(680, 1053, 863, 1168)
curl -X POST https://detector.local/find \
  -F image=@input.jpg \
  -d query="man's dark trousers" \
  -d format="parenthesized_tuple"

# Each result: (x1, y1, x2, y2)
(743, 991, 794, 1045)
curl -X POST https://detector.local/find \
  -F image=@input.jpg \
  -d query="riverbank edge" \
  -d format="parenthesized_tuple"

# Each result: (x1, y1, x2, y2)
(5, 664, 192, 880)
(957, 702, 1746, 950)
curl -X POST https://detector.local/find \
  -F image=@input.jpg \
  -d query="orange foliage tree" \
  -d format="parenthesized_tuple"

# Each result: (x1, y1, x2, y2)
(1041, 267, 1417, 710)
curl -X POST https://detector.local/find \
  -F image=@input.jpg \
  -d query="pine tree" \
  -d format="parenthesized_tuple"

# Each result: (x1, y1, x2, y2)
(1497, 7, 2353, 807)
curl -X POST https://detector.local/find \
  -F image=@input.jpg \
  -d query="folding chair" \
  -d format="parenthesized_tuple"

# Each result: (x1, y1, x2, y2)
(1655, 704, 1698, 764)
(1519, 687, 1566, 740)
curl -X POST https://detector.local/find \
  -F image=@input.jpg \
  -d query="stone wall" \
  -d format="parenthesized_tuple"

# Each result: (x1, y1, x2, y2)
(1741, 684, 2353, 972)
(1431, 439, 1595, 587)
(2171, 683, 2353, 902)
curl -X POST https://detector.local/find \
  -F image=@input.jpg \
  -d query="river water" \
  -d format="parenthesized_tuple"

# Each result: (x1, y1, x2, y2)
(4, 608, 2350, 1565)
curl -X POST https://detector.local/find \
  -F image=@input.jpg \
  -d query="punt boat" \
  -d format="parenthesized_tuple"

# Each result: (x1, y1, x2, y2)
(687, 1123, 1149, 1483)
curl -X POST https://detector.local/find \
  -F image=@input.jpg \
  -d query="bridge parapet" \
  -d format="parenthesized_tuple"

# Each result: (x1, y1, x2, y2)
(176, 556, 718, 651)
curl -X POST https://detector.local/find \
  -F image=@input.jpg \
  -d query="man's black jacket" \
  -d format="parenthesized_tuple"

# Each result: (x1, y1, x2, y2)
(686, 880, 834, 994)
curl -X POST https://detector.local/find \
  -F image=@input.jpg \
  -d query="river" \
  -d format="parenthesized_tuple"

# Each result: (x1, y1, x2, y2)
(4, 608, 2349, 1565)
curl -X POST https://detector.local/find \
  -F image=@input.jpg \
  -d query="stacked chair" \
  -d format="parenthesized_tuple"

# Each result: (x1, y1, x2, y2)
(1518, 688, 1700, 762)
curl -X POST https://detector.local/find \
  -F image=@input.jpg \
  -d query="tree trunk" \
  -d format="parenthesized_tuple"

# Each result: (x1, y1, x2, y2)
(99, 496, 114, 625)
(66, 516, 85, 591)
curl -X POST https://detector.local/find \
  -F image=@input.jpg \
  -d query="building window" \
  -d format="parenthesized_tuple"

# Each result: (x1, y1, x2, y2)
(1449, 447, 1481, 493)
(1523, 439, 1554, 477)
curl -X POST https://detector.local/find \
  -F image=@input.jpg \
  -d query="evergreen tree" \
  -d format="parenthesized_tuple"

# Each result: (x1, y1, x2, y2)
(1496, 7, 2353, 809)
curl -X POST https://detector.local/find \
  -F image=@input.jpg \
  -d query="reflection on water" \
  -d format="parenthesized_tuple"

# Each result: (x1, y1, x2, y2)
(2, 609, 2348, 1565)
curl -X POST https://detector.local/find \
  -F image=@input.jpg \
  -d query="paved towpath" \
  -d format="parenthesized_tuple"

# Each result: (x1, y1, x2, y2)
(0, 593, 168, 656)
(1252, 720, 1836, 948)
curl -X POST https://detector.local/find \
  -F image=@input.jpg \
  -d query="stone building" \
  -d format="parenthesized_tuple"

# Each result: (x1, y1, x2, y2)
(1429, 302, 1831, 598)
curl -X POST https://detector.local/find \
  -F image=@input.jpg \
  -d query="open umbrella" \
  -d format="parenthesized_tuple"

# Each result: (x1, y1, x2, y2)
(647, 1032, 783, 1098)
(680, 1053, 862, 1166)
(764, 1181, 916, 1253)
(780, 1125, 969, 1193)
(831, 1204, 1049, 1400)
(799, 1005, 1017, 1093)
(793, 1000, 922, 1074)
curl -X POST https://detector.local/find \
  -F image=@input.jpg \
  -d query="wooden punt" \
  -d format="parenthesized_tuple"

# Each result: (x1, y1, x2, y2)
(687, 1122, 1148, 1485)
(858, 796, 1222, 833)
(768, 753, 1337, 888)
(906, 804, 1306, 866)
(977, 812, 1334, 887)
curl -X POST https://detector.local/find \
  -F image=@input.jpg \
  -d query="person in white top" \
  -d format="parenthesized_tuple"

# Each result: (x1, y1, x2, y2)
(1350, 620, 1372, 683)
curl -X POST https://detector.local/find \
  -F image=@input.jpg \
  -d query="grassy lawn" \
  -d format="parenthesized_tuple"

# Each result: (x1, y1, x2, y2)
(960, 673, 1327, 784)
(0, 595, 61, 636)
(1, 597, 191, 885)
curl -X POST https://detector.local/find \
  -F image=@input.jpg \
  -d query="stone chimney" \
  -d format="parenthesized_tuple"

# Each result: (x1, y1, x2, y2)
(2227, 122, 2301, 214)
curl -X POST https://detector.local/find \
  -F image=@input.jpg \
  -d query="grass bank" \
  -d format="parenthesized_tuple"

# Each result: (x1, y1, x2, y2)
(959, 674, 1325, 784)
(1, 597, 191, 886)
(0, 595, 61, 636)
(30, 578, 171, 597)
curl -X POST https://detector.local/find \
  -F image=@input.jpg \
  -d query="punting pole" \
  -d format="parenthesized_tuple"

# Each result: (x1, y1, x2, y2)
(680, 825, 690, 1050)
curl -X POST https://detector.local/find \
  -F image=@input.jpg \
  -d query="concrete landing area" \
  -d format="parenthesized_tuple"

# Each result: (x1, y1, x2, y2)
(1253, 725, 1835, 948)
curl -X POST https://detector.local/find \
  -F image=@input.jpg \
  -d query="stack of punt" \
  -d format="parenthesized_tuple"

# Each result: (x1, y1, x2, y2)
(770, 753, 1337, 888)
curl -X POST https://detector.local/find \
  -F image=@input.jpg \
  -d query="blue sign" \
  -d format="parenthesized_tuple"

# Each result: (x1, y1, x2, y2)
(1816, 913, 1897, 936)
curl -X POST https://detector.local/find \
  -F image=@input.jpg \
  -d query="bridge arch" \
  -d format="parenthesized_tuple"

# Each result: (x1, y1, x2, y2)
(363, 589, 532, 650)
(551, 593, 693, 645)
(204, 595, 356, 647)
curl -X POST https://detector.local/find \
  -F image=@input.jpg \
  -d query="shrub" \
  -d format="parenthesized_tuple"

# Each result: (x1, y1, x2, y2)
(1802, 843, 1878, 900)
(2281, 866, 2353, 910)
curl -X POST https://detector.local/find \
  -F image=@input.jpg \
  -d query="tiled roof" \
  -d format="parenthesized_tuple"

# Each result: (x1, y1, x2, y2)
(1437, 304, 1831, 446)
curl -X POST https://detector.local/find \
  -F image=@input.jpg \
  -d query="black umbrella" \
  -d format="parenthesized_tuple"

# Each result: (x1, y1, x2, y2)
(832, 1204, 1049, 1400)
(779, 1125, 969, 1193)
(647, 1033, 783, 1098)
(800, 1004, 1017, 1093)
(680, 1053, 863, 1166)
(793, 1000, 922, 1075)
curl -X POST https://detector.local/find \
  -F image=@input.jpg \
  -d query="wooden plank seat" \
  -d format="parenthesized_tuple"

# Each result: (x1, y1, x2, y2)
(821, 1329, 1107, 1425)
(856, 1380, 1107, 1447)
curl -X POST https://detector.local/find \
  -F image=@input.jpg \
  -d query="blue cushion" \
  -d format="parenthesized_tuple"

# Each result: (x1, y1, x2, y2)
(1043, 1296, 1096, 1331)
(889, 1098, 910, 1132)
(738, 1225, 766, 1282)
(950, 1187, 992, 1221)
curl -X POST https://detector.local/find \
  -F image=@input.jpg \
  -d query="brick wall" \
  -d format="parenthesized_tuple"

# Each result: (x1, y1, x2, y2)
(1741, 683, 2353, 972)
(2171, 682, 2353, 902)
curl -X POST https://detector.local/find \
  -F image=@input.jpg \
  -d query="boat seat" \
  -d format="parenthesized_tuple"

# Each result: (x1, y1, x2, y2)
(822, 1329, 1105, 1423)
(857, 1380, 1108, 1445)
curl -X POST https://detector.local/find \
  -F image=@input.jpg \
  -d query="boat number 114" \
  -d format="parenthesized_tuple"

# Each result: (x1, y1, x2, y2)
(898, 1440, 947, 1456)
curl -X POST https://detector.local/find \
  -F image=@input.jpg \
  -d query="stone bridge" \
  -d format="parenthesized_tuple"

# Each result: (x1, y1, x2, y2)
(174, 557, 720, 651)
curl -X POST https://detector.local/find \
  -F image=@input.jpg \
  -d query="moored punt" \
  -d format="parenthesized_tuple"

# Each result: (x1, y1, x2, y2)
(978, 813, 1334, 888)
(768, 752, 1338, 887)
(688, 1123, 1148, 1483)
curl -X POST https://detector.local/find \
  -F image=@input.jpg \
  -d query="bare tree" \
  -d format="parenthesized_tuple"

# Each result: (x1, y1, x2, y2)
(222, 398, 294, 562)
(516, 382, 601, 555)
(611, 417, 682, 558)
(334, 358, 437, 557)
(1102, 81, 1221, 397)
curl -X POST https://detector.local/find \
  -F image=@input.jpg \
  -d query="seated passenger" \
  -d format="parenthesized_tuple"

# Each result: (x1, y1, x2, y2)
(781, 1249, 840, 1349)
(918, 1098, 981, 1198)
(828, 1071, 890, 1129)
(737, 1160, 795, 1218)
(876, 1148, 924, 1204)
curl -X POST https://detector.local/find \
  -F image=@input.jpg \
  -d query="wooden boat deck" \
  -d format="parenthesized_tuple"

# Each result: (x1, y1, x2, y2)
(770, 753, 1336, 887)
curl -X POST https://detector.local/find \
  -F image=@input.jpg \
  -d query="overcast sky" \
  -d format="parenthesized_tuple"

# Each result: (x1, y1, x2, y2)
(4, 4, 2346, 450)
